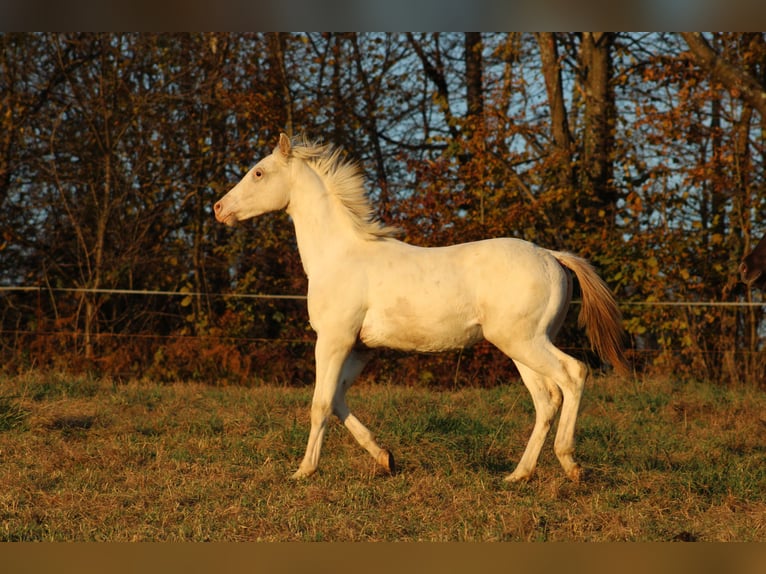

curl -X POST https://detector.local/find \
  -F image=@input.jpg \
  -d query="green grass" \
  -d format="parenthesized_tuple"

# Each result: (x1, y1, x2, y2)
(0, 394, 28, 432)
(1, 371, 765, 541)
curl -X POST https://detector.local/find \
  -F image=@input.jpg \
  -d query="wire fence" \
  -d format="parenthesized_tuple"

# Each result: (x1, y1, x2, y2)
(3, 283, 764, 347)
(0, 286, 308, 300)
(2, 285, 764, 305)
(2, 285, 764, 386)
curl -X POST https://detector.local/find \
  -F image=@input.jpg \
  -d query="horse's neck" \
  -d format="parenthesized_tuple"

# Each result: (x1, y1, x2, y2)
(286, 173, 360, 278)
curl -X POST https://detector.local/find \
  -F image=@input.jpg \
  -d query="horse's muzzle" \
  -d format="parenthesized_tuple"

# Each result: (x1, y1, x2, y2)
(213, 201, 237, 226)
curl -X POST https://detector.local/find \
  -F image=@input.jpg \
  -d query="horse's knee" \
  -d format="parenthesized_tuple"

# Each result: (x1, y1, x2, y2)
(554, 357, 586, 398)
(568, 359, 588, 386)
(310, 400, 333, 424)
(548, 385, 563, 409)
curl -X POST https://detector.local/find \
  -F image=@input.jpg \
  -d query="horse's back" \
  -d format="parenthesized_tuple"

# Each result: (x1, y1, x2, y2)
(356, 237, 570, 352)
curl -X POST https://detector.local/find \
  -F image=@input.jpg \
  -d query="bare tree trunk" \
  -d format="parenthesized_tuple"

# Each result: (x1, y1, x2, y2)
(349, 33, 390, 208)
(579, 32, 616, 217)
(497, 33, 520, 118)
(465, 32, 483, 122)
(269, 32, 294, 136)
(536, 32, 574, 190)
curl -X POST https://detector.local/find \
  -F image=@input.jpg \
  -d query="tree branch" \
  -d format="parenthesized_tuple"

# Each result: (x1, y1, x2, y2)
(681, 32, 766, 120)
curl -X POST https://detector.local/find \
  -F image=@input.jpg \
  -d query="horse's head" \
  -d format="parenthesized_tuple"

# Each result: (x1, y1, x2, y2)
(214, 133, 293, 226)
(739, 232, 766, 290)
(739, 258, 766, 290)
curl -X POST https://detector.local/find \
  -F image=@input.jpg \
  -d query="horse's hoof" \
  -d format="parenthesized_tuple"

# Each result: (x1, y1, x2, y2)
(377, 449, 395, 474)
(504, 470, 532, 483)
(567, 464, 583, 483)
(291, 467, 315, 480)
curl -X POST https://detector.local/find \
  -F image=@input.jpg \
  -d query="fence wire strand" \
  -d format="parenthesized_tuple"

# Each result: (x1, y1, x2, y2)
(1, 285, 763, 306)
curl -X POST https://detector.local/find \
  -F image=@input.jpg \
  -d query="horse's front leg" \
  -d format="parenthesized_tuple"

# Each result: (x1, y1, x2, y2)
(333, 350, 395, 474)
(292, 336, 353, 479)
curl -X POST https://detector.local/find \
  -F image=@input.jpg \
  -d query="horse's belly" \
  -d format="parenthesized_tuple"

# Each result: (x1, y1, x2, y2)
(359, 304, 483, 353)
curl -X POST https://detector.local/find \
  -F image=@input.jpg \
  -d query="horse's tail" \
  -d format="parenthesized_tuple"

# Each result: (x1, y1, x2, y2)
(552, 251, 630, 377)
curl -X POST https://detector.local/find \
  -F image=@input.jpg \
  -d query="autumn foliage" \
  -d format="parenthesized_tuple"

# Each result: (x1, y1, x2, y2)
(1, 33, 764, 386)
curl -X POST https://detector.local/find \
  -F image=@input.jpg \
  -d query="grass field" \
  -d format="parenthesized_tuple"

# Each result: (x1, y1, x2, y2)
(1, 370, 765, 541)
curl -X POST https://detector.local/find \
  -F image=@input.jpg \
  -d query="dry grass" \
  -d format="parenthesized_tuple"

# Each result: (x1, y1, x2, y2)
(1, 371, 765, 541)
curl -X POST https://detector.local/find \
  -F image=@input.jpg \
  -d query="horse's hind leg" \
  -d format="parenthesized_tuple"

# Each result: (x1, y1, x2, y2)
(521, 346, 587, 482)
(505, 361, 562, 482)
(494, 340, 587, 482)
(333, 350, 395, 474)
(550, 353, 588, 482)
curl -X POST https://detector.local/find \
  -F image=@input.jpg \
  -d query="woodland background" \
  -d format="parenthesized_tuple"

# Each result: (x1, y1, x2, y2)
(1, 32, 764, 387)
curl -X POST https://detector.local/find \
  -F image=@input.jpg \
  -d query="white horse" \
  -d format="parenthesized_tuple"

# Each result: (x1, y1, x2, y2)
(214, 133, 628, 483)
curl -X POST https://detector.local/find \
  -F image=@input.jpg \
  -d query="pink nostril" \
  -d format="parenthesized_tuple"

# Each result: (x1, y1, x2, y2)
(214, 201, 221, 213)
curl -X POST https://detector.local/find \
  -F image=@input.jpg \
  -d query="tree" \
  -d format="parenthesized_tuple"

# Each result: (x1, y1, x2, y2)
(536, 32, 575, 191)
(1, 33, 764, 386)
(579, 32, 617, 217)
(681, 32, 766, 120)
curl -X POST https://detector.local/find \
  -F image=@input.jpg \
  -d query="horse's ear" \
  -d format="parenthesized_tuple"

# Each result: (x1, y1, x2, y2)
(278, 133, 292, 158)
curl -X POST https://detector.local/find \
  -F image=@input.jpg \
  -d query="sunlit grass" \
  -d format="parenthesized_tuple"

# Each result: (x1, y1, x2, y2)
(1, 371, 765, 541)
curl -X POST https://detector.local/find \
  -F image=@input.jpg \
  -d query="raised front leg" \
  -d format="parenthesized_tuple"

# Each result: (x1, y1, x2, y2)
(333, 350, 395, 474)
(293, 343, 394, 478)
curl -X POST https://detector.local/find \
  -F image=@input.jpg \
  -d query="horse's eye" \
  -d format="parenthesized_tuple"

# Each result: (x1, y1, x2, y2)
(254, 168, 263, 179)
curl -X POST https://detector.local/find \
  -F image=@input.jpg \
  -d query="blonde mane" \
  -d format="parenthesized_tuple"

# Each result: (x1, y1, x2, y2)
(290, 137, 401, 240)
